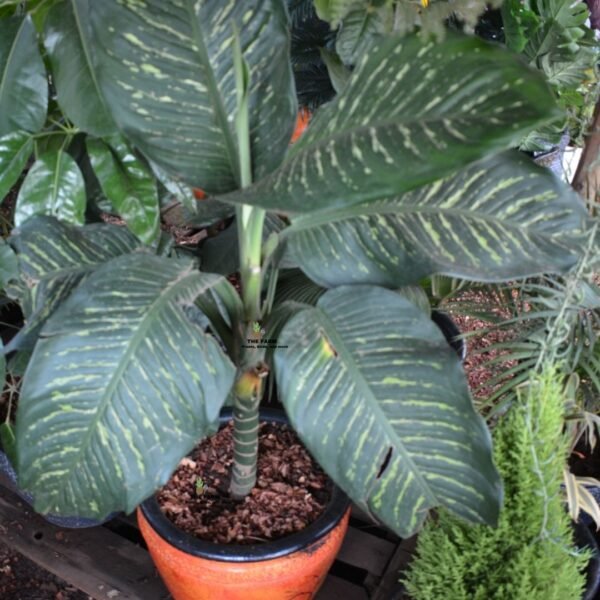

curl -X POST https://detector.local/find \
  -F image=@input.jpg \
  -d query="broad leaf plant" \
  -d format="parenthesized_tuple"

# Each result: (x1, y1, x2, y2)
(0, 0, 593, 537)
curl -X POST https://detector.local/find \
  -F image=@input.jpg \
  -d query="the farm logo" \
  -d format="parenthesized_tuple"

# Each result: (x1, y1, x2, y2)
(243, 321, 287, 350)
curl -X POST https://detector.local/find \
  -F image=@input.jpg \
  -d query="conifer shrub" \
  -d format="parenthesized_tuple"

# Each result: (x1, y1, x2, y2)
(403, 366, 591, 600)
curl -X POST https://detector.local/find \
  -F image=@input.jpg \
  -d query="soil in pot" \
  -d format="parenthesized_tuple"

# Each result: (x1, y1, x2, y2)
(157, 419, 330, 545)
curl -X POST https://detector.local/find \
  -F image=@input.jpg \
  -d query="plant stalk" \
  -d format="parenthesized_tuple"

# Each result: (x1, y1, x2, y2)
(229, 31, 266, 500)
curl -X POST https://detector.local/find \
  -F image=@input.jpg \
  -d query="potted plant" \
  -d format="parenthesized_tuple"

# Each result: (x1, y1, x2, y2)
(402, 365, 600, 600)
(0, 1, 594, 598)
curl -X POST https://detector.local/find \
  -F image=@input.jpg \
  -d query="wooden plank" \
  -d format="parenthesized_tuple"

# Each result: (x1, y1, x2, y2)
(336, 526, 396, 576)
(317, 574, 369, 600)
(371, 536, 418, 600)
(0, 484, 170, 600)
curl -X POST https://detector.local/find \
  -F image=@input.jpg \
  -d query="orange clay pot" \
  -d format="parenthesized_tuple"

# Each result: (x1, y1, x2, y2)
(138, 410, 351, 600)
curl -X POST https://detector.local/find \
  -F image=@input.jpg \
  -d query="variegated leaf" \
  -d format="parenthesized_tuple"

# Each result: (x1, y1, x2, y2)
(88, 0, 296, 192)
(44, 0, 117, 136)
(14, 151, 86, 226)
(16, 253, 236, 518)
(218, 33, 559, 214)
(0, 237, 18, 289)
(0, 16, 47, 137)
(6, 216, 139, 352)
(283, 152, 589, 287)
(274, 286, 501, 537)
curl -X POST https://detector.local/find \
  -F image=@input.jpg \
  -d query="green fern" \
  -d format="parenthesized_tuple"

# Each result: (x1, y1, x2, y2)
(403, 365, 591, 600)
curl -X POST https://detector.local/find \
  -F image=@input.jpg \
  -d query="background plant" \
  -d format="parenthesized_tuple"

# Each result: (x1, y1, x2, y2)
(0, 0, 593, 541)
(403, 365, 591, 600)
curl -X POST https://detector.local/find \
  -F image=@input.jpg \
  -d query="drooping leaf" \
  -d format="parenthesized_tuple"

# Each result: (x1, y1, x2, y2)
(14, 151, 86, 226)
(87, 136, 159, 244)
(16, 253, 236, 518)
(6, 216, 139, 352)
(0, 130, 33, 201)
(87, 0, 297, 192)
(274, 286, 501, 537)
(218, 33, 560, 214)
(0, 237, 18, 289)
(43, 0, 117, 136)
(0, 16, 47, 137)
(282, 152, 589, 287)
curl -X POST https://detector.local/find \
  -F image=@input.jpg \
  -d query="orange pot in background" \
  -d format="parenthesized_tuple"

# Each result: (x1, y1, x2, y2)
(137, 409, 350, 600)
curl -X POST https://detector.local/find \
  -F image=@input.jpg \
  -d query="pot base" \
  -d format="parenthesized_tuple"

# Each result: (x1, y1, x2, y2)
(138, 506, 350, 600)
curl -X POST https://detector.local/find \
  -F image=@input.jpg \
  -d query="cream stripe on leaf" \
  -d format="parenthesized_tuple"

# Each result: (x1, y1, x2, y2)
(283, 152, 590, 288)
(274, 286, 501, 537)
(87, 0, 296, 192)
(5, 216, 139, 353)
(16, 254, 236, 519)
(218, 33, 560, 214)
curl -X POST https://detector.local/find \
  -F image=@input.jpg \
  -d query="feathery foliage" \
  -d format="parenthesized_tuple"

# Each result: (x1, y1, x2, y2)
(403, 365, 591, 600)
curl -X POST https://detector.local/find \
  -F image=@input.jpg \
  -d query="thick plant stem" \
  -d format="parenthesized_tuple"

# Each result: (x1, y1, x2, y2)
(230, 365, 264, 499)
(228, 33, 266, 499)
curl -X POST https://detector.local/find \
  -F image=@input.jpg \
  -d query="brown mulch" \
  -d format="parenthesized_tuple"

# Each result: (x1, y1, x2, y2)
(0, 540, 91, 600)
(157, 420, 330, 545)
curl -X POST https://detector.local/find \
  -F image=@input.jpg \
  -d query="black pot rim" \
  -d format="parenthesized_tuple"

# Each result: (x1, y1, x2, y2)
(139, 407, 351, 563)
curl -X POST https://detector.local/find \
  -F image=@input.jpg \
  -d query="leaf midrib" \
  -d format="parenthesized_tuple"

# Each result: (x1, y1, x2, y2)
(285, 201, 577, 235)
(69, 0, 115, 133)
(311, 303, 438, 507)
(184, 0, 240, 188)
(53, 264, 219, 489)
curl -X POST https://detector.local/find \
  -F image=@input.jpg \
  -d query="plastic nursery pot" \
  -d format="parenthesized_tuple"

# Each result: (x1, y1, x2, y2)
(431, 310, 467, 362)
(138, 408, 351, 600)
(0, 449, 116, 528)
(574, 522, 600, 600)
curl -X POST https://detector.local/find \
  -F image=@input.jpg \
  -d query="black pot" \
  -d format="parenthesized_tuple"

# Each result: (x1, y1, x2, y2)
(0, 449, 116, 528)
(431, 310, 466, 362)
(575, 522, 600, 600)
(139, 407, 350, 562)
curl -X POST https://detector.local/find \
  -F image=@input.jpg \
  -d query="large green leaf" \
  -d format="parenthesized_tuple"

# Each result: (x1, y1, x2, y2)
(218, 33, 559, 214)
(87, 136, 159, 244)
(14, 150, 86, 226)
(6, 216, 139, 352)
(16, 253, 236, 518)
(87, 0, 296, 193)
(274, 286, 501, 536)
(282, 152, 589, 287)
(0, 130, 33, 201)
(43, 0, 117, 137)
(0, 15, 47, 137)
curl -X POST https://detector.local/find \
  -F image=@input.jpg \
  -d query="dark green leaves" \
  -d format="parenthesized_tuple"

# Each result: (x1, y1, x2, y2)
(44, 0, 117, 136)
(87, 136, 159, 244)
(0, 16, 47, 136)
(16, 254, 236, 518)
(0, 237, 18, 289)
(283, 152, 589, 287)
(0, 130, 32, 201)
(274, 286, 501, 536)
(14, 150, 85, 226)
(6, 216, 140, 351)
(219, 33, 559, 214)
(87, 0, 296, 192)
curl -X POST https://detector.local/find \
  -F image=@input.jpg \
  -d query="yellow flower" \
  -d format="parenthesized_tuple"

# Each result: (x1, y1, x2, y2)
(421, 0, 429, 6)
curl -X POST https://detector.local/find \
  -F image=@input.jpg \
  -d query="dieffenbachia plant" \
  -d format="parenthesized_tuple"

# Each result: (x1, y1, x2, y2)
(0, 0, 592, 537)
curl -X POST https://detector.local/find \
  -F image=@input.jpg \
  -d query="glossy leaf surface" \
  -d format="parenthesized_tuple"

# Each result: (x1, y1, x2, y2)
(275, 286, 501, 537)
(16, 253, 236, 518)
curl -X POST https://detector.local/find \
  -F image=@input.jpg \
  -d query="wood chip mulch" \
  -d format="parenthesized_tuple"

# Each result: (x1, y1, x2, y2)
(157, 420, 330, 545)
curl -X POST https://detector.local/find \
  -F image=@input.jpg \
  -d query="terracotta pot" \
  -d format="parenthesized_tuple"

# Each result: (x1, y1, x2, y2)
(138, 409, 350, 600)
